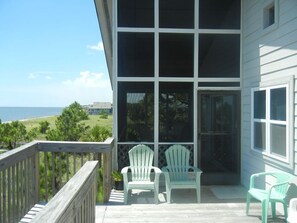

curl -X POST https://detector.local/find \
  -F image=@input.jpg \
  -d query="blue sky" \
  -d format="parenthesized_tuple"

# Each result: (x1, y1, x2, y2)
(0, 0, 112, 107)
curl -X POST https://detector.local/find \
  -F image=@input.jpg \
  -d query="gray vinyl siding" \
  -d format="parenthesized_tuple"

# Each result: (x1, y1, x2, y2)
(241, 0, 297, 187)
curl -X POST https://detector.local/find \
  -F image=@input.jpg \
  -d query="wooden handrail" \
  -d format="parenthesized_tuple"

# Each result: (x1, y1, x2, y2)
(31, 161, 99, 223)
(0, 138, 114, 223)
(0, 141, 39, 222)
(0, 141, 38, 171)
(36, 138, 113, 153)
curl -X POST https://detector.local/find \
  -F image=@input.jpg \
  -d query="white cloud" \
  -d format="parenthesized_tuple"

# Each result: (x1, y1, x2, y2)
(28, 73, 38, 79)
(58, 71, 112, 105)
(3, 71, 112, 107)
(87, 41, 104, 51)
(28, 71, 60, 80)
(63, 71, 108, 88)
(0, 71, 112, 107)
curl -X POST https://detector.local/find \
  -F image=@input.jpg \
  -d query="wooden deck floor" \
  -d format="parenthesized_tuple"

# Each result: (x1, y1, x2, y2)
(95, 186, 286, 223)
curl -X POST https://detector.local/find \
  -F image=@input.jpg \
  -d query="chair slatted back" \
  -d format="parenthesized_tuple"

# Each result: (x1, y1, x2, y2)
(129, 145, 154, 182)
(271, 172, 293, 197)
(165, 145, 190, 181)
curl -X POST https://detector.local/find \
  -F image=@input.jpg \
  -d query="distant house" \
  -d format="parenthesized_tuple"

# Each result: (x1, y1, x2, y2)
(95, 0, 297, 191)
(85, 102, 112, 115)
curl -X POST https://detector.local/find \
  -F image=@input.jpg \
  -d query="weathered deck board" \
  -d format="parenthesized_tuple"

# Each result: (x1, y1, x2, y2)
(96, 203, 264, 223)
(19, 186, 286, 223)
(95, 187, 286, 223)
(19, 204, 45, 223)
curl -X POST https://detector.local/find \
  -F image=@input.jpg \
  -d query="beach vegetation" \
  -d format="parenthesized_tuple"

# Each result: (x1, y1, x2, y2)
(0, 102, 113, 203)
(81, 125, 111, 142)
(20, 112, 112, 140)
(46, 101, 89, 141)
(99, 110, 108, 119)
(0, 121, 37, 149)
(112, 170, 123, 182)
(26, 127, 38, 141)
(41, 102, 111, 202)
(39, 120, 50, 134)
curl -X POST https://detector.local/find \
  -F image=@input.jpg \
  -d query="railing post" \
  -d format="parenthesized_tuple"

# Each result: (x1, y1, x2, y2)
(103, 151, 112, 203)
(33, 151, 40, 204)
(0, 139, 114, 222)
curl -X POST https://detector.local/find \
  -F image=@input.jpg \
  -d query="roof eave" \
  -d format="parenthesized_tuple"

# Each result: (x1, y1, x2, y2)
(94, 0, 113, 88)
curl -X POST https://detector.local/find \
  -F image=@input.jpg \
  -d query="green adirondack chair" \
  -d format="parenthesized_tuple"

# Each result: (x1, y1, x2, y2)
(162, 145, 203, 203)
(246, 172, 293, 223)
(121, 144, 161, 204)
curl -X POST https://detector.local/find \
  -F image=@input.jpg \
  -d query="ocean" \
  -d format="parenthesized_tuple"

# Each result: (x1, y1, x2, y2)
(0, 107, 64, 123)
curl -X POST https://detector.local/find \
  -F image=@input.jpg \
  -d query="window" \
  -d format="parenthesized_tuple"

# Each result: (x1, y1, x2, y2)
(159, 33, 194, 77)
(118, 82, 154, 142)
(159, 82, 193, 142)
(263, 2, 275, 28)
(199, 0, 240, 29)
(117, 0, 154, 28)
(199, 34, 240, 78)
(159, 0, 194, 29)
(118, 32, 154, 77)
(252, 85, 288, 160)
(253, 90, 266, 150)
(262, 0, 278, 31)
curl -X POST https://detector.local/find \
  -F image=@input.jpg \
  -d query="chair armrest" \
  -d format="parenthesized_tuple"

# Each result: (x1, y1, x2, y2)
(162, 166, 171, 182)
(189, 166, 203, 173)
(249, 172, 275, 189)
(249, 173, 260, 189)
(152, 166, 162, 174)
(249, 172, 292, 190)
(189, 166, 203, 181)
(161, 166, 169, 172)
(152, 167, 162, 183)
(121, 166, 130, 184)
(121, 166, 130, 174)
(268, 179, 291, 197)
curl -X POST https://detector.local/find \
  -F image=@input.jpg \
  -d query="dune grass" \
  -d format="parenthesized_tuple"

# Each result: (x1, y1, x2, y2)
(21, 114, 113, 140)
(21, 116, 58, 131)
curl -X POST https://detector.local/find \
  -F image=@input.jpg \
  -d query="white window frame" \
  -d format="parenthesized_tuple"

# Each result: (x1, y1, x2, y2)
(251, 83, 290, 163)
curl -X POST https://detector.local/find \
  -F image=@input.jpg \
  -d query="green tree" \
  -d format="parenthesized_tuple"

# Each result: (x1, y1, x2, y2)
(0, 121, 36, 149)
(42, 102, 90, 200)
(46, 102, 89, 141)
(39, 121, 50, 134)
(26, 127, 38, 141)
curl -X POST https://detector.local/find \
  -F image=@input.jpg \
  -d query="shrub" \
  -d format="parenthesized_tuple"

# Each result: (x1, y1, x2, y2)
(39, 121, 50, 134)
(81, 125, 111, 142)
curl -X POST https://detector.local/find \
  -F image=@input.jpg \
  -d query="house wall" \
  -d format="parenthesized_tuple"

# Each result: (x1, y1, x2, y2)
(242, 0, 297, 190)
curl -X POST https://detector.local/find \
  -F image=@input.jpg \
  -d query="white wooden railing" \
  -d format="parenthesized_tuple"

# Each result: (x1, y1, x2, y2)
(31, 161, 98, 223)
(0, 138, 114, 223)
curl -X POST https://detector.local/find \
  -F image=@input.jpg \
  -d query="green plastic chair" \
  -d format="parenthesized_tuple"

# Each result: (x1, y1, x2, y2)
(162, 145, 203, 203)
(121, 145, 161, 204)
(246, 172, 293, 223)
